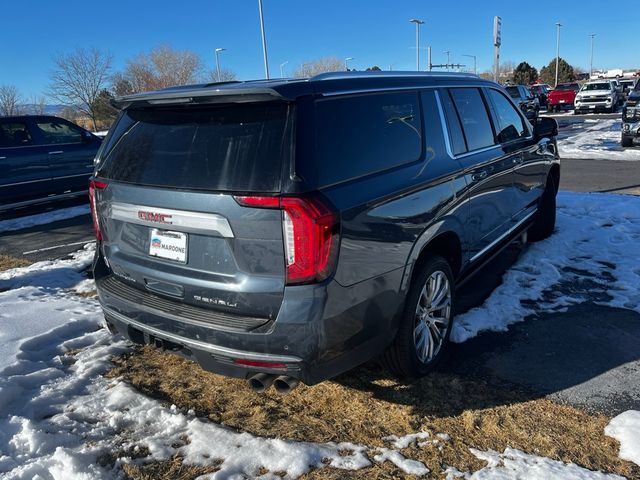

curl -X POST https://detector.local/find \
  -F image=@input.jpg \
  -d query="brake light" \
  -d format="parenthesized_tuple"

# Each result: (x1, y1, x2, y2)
(234, 195, 340, 285)
(88, 179, 107, 241)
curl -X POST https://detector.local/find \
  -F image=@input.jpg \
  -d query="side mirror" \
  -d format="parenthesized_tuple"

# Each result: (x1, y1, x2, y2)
(534, 116, 558, 139)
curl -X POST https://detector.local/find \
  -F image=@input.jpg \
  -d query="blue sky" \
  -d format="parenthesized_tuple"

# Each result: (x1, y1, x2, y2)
(1, 0, 636, 98)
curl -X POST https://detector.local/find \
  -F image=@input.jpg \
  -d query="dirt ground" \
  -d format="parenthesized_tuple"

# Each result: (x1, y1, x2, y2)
(106, 346, 639, 479)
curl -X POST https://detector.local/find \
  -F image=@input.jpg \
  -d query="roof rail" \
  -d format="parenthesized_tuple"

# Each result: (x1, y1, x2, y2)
(310, 70, 479, 82)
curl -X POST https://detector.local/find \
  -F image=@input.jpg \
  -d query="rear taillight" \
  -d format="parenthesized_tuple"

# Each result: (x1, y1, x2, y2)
(88, 179, 107, 241)
(234, 195, 340, 285)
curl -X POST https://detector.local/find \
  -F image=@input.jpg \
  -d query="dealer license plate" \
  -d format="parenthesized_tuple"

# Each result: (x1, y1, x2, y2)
(149, 229, 187, 263)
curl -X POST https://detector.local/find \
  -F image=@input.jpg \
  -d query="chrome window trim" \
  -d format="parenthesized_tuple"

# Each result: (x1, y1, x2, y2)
(110, 202, 235, 238)
(319, 83, 492, 98)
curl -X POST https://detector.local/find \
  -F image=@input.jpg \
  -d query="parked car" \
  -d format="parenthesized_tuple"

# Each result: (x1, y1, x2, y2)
(92, 72, 560, 392)
(574, 80, 619, 114)
(530, 84, 550, 108)
(622, 80, 640, 147)
(619, 79, 636, 104)
(0, 115, 102, 212)
(505, 85, 540, 119)
(547, 82, 581, 112)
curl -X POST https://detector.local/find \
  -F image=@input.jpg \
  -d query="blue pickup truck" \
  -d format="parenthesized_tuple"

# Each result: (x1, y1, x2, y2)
(0, 115, 102, 212)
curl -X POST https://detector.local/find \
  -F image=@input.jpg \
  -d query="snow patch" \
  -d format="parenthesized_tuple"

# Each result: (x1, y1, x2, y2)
(451, 448, 626, 479)
(557, 119, 640, 160)
(452, 192, 640, 342)
(605, 410, 640, 466)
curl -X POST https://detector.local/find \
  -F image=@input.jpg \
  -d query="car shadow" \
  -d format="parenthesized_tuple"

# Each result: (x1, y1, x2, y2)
(334, 243, 640, 416)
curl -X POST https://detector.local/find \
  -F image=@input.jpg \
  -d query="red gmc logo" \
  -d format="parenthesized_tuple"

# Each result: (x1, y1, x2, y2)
(138, 211, 173, 224)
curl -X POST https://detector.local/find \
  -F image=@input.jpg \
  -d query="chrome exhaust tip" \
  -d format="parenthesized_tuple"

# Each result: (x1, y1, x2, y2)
(248, 373, 275, 393)
(273, 375, 300, 394)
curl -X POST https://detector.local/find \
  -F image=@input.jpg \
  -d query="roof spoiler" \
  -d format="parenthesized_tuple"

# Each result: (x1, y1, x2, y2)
(111, 86, 288, 110)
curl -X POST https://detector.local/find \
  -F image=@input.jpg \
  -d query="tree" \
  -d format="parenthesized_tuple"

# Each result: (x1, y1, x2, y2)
(366, 66, 382, 71)
(539, 57, 575, 86)
(293, 57, 343, 78)
(91, 89, 118, 127)
(26, 95, 47, 115)
(48, 48, 112, 131)
(207, 68, 238, 83)
(0, 85, 22, 116)
(513, 62, 538, 85)
(117, 45, 203, 93)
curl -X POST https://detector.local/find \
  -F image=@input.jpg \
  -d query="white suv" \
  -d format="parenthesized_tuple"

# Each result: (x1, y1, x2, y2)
(574, 81, 619, 114)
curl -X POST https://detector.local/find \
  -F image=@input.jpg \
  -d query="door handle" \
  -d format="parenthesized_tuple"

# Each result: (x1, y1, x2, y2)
(472, 170, 488, 182)
(512, 153, 524, 164)
(0, 156, 6, 160)
(48, 150, 64, 155)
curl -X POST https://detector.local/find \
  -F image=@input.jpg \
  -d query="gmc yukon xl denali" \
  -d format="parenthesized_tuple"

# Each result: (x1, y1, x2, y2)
(92, 72, 560, 392)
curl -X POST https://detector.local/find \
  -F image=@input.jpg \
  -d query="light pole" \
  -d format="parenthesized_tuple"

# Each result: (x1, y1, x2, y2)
(257, 0, 270, 79)
(444, 50, 451, 70)
(280, 61, 288, 78)
(344, 57, 354, 71)
(409, 19, 425, 71)
(555, 22, 562, 87)
(215, 48, 226, 82)
(462, 54, 477, 75)
(589, 34, 596, 79)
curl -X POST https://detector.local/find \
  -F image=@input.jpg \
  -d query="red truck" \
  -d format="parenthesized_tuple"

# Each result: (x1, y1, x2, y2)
(548, 82, 581, 112)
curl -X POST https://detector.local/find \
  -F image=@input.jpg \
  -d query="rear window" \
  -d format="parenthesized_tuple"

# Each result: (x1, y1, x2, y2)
(308, 92, 422, 186)
(506, 86, 520, 99)
(97, 103, 291, 193)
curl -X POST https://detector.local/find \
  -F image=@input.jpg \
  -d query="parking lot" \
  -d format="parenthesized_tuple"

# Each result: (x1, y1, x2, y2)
(1, 110, 640, 478)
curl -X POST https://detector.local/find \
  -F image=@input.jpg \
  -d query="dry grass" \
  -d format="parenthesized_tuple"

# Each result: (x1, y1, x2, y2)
(107, 346, 639, 479)
(0, 255, 30, 271)
(121, 455, 220, 480)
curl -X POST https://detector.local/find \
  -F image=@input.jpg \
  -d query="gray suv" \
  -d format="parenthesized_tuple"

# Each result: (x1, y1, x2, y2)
(92, 72, 560, 392)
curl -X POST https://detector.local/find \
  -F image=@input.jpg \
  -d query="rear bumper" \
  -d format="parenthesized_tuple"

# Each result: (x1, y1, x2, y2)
(94, 251, 404, 384)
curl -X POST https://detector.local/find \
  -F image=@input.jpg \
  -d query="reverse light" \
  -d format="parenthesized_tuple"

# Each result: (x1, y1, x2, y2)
(88, 179, 107, 241)
(234, 195, 340, 285)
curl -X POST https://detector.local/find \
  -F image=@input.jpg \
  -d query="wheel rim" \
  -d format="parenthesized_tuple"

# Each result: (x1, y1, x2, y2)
(413, 271, 451, 364)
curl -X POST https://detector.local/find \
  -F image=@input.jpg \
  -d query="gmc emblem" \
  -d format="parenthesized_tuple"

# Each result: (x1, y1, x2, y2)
(138, 211, 173, 224)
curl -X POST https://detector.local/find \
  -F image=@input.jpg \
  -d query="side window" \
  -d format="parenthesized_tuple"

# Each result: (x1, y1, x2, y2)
(487, 89, 528, 143)
(35, 119, 84, 145)
(313, 92, 422, 186)
(0, 122, 33, 148)
(439, 90, 467, 155)
(448, 88, 496, 152)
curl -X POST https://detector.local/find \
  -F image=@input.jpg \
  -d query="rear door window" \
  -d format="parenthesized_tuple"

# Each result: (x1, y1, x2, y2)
(0, 122, 33, 148)
(440, 90, 467, 155)
(310, 92, 422, 186)
(486, 89, 528, 143)
(35, 119, 84, 144)
(97, 103, 292, 193)
(448, 88, 496, 152)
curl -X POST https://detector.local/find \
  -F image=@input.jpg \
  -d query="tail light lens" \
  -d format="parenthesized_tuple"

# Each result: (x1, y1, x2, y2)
(234, 195, 340, 285)
(88, 179, 107, 241)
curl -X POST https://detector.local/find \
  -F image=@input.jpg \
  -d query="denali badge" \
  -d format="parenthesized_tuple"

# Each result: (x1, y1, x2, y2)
(138, 211, 173, 224)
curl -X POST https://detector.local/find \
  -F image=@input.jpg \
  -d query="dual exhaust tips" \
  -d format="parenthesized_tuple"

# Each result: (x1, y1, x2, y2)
(248, 373, 300, 394)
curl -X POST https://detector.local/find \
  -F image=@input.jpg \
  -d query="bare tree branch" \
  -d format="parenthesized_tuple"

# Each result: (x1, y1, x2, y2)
(48, 48, 112, 131)
(293, 57, 343, 78)
(0, 85, 23, 116)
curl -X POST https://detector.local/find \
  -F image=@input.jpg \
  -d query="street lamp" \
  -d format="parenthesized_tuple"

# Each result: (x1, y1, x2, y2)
(444, 50, 451, 70)
(555, 22, 562, 87)
(215, 48, 226, 82)
(409, 19, 425, 71)
(257, 0, 270, 79)
(344, 57, 354, 71)
(589, 34, 596, 79)
(462, 54, 477, 75)
(280, 61, 288, 78)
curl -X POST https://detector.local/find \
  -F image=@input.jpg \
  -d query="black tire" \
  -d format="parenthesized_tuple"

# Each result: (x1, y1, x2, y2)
(528, 175, 557, 242)
(622, 136, 633, 148)
(383, 255, 454, 378)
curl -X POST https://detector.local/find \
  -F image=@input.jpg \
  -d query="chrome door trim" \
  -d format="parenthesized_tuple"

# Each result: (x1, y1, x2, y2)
(110, 202, 235, 238)
(470, 210, 536, 263)
(0, 189, 88, 212)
